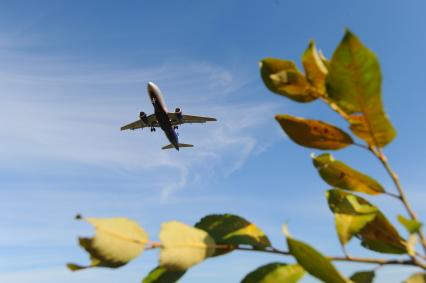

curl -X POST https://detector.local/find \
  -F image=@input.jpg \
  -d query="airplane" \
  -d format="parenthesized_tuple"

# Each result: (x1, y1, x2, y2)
(121, 82, 217, 151)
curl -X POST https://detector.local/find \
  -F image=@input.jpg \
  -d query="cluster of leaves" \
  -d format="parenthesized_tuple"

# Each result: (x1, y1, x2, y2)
(261, 29, 426, 281)
(69, 30, 426, 282)
(68, 214, 287, 282)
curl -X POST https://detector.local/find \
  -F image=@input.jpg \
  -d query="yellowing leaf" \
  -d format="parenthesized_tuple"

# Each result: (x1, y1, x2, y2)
(159, 221, 215, 271)
(313, 153, 385, 195)
(302, 40, 328, 95)
(195, 214, 270, 256)
(318, 49, 329, 68)
(260, 58, 317, 102)
(142, 266, 186, 283)
(241, 263, 305, 283)
(285, 233, 348, 283)
(398, 214, 422, 234)
(327, 189, 376, 245)
(334, 214, 376, 245)
(349, 271, 375, 283)
(326, 30, 396, 147)
(276, 115, 353, 150)
(67, 215, 148, 270)
(327, 189, 406, 253)
(404, 273, 426, 283)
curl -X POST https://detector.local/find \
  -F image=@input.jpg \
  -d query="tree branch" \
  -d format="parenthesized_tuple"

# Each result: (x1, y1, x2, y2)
(369, 146, 426, 255)
(143, 241, 426, 268)
(233, 245, 425, 268)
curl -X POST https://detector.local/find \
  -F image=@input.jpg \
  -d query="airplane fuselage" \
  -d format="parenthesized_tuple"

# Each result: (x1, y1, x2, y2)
(147, 82, 180, 150)
(121, 82, 216, 149)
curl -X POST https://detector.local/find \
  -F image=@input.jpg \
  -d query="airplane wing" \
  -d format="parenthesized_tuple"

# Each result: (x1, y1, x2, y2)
(121, 114, 159, 131)
(168, 113, 217, 125)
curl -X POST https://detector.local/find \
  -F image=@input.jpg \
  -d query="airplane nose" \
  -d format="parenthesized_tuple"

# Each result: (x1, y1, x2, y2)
(147, 82, 157, 93)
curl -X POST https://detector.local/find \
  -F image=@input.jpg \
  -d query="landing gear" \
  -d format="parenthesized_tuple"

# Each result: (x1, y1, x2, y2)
(150, 127, 156, 132)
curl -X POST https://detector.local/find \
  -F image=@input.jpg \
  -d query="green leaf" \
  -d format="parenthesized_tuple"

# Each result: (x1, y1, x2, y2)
(159, 221, 215, 271)
(327, 189, 406, 253)
(286, 233, 349, 283)
(142, 266, 186, 283)
(398, 215, 422, 234)
(404, 273, 426, 283)
(406, 234, 417, 257)
(67, 215, 148, 271)
(260, 58, 318, 102)
(313, 153, 385, 195)
(195, 214, 271, 256)
(397, 215, 421, 256)
(326, 30, 396, 147)
(302, 40, 328, 95)
(241, 263, 305, 283)
(349, 271, 375, 283)
(276, 115, 353, 150)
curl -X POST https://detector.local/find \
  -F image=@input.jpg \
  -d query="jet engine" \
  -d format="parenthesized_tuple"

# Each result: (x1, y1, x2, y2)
(175, 107, 183, 121)
(139, 111, 148, 124)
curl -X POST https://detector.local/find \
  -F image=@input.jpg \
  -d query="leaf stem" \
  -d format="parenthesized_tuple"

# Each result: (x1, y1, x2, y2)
(383, 191, 402, 200)
(319, 97, 350, 120)
(341, 244, 351, 258)
(235, 246, 291, 255)
(145, 242, 162, 249)
(352, 142, 371, 151)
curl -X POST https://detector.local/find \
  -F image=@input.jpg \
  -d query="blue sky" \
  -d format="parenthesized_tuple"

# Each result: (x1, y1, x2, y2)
(1, 1, 426, 282)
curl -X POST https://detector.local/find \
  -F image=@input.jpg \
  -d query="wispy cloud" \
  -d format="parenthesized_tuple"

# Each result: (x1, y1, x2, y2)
(0, 32, 285, 283)
(0, 46, 280, 198)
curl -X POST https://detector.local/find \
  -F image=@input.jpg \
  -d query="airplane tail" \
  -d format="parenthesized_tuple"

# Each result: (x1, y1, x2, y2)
(161, 143, 194, 150)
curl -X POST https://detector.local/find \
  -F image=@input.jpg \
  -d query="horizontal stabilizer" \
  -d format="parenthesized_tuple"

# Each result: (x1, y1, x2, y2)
(161, 143, 194, 150)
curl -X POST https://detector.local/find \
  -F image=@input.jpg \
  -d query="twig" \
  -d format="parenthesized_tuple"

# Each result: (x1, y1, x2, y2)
(142, 242, 426, 269)
(330, 255, 419, 267)
(370, 146, 426, 255)
(234, 246, 425, 268)
(235, 246, 290, 255)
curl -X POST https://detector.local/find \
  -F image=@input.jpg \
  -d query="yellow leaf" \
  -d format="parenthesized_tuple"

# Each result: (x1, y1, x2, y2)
(68, 216, 148, 270)
(159, 221, 215, 271)
(302, 40, 328, 95)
